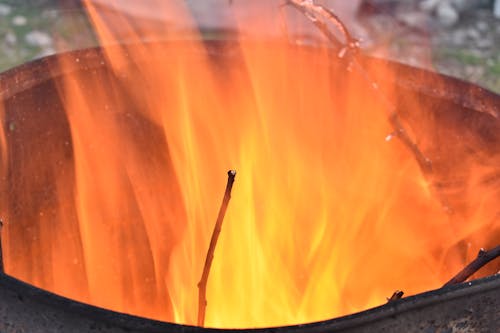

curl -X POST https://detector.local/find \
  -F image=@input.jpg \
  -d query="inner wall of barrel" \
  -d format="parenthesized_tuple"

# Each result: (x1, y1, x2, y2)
(0, 45, 499, 309)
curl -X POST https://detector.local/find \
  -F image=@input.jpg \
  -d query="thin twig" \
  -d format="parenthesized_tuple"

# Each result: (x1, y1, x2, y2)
(443, 245, 500, 287)
(197, 170, 237, 327)
(286, 0, 358, 49)
(282, 1, 344, 50)
(285, 0, 432, 174)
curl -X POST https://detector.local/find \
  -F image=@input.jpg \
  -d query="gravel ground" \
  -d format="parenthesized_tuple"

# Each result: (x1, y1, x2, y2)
(0, 1, 95, 71)
(429, 10, 500, 93)
(0, 1, 499, 93)
(358, 0, 500, 93)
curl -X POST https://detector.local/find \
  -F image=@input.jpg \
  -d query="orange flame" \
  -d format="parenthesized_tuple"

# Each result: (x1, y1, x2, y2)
(1, 0, 498, 329)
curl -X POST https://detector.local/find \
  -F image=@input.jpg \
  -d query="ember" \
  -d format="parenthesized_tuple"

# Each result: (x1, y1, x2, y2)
(0, 0, 498, 329)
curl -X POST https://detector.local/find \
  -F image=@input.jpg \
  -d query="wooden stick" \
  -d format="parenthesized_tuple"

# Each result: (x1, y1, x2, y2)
(443, 245, 500, 287)
(197, 170, 237, 327)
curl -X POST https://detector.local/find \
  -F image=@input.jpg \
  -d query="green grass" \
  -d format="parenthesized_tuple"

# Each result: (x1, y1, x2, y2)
(0, 1, 96, 72)
(488, 62, 500, 76)
(431, 46, 500, 94)
(434, 48, 486, 66)
(0, 3, 54, 71)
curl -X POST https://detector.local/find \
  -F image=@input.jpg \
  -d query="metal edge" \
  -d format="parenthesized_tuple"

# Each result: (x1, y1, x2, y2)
(0, 269, 499, 332)
(1, 40, 499, 114)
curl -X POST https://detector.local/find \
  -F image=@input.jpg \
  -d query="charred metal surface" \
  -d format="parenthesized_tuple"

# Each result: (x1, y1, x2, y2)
(0, 272, 498, 333)
(0, 43, 499, 332)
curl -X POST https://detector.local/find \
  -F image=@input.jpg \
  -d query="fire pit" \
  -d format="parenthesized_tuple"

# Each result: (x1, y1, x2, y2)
(0, 40, 498, 331)
(0, 0, 499, 331)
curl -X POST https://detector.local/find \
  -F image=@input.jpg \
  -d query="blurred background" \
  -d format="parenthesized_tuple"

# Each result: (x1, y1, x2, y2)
(0, 0, 499, 92)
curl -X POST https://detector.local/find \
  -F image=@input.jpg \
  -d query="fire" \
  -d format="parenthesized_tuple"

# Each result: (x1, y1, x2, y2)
(1, 0, 498, 329)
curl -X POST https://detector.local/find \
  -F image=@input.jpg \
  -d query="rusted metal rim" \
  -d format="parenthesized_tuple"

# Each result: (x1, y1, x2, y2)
(0, 41, 499, 119)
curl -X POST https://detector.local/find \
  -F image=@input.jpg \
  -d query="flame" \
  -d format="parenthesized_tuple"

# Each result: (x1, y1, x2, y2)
(1, 0, 498, 329)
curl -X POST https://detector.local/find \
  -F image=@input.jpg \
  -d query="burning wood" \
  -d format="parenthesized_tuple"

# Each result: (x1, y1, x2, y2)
(444, 246, 500, 287)
(198, 170, 237, 327)
(385, 245, 500, 303)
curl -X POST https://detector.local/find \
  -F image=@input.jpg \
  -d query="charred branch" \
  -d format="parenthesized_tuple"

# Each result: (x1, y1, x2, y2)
(387, 290, 404, 302)
(285, 0, 432, 174)
(443, 245, 500, 287)
(285, 0, 359, 52)
(197, 170, 237, 327)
